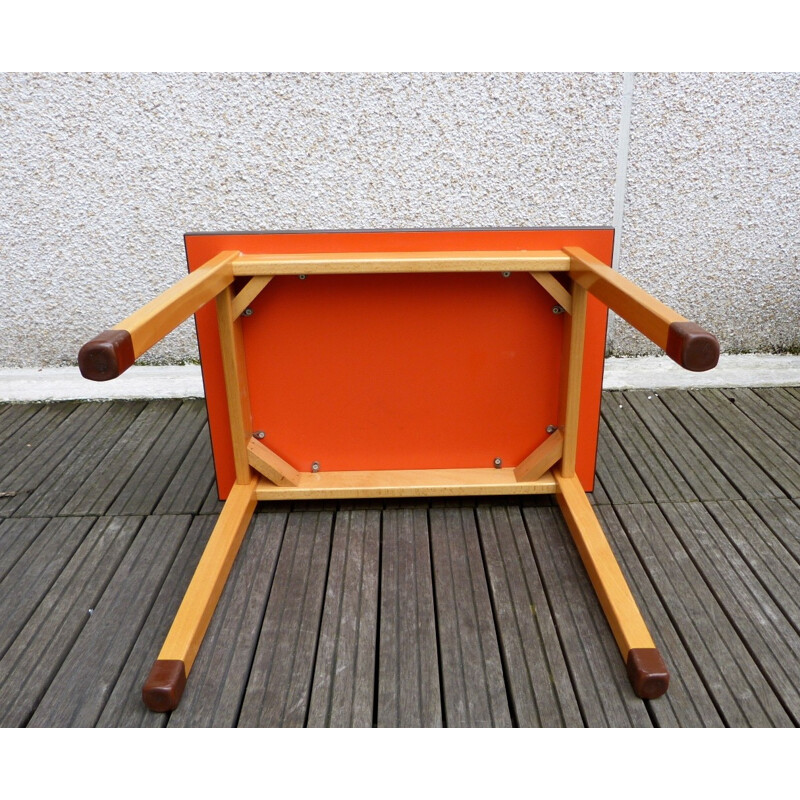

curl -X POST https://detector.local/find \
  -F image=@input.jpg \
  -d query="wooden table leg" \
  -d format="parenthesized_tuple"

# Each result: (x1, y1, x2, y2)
(554, 468, 669, 699)
(142, 476, 258, 711)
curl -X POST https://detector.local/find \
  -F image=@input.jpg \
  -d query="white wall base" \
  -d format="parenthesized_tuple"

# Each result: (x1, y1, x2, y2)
(1, 355, 798, 403)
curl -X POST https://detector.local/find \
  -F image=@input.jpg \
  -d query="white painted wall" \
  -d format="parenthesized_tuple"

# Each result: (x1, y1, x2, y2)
(1, 72, 797, 368)
(613, 72, 800, 357)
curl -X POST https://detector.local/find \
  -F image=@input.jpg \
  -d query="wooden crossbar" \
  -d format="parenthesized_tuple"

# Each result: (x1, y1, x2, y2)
(254, 469, 558, 501)
(232, 250, 570, 275)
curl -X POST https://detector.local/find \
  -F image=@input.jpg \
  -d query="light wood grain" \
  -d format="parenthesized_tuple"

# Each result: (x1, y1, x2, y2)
(114, 250, 237, 358)
(566, 246, 684, 351)
(231, 276, 273, 319)
(216, 285, 253, 485)
(554, 467, 655, 657)
(233, 250, 570, 276)
(531, 272, 573, 314)
(158, 477, 258, 672)
(255, 468, 557, 501)
(558, 282, 588, 478)
(514, 429, 564, 482)
(247, 436, 300, 487)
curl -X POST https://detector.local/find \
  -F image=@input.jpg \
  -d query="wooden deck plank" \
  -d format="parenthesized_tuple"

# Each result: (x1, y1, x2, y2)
(476, 503, 583, 727)
(654, 389, 786, 499)
(605, 391, 740, 502)
(745, 497, 800, 565)
(307, 509, 380, 727)
(164, 511, 288, 728)
(199, 480, 225, 516)
(238, 510, 333, 727)
(0, 516, 142, 727)
(377, 507, 442, 727)
(429, 506, 511, 727)
(594, 505, 725, 727)
(11, 402, 142, 518)
(1, 402, 116, 518)
(0, 516, 96, 661)
(594, 417, 656, 505)
(0, 403, 74, 481)
(0, 517, 50, 585)
(612, 502, 793, 727)
(26, 515, 194, 727)
(0, 401, 17, 423)
(522, 504, 652, 727)
(586, 460, 612, 506)
(704, 499, 800, 623)
(601, 394, 703, 503)
(724, 387, 800, 443)
(59, 400, 182, 516)
(691, 390, 800, 498)
(106, 400, 208, 516)
(659, 501, 800, 723)
(0, 387, 798, 727)
(0, 403, 33, 440)
(153, 421, 217, 515)
(752, 388, 800, 442)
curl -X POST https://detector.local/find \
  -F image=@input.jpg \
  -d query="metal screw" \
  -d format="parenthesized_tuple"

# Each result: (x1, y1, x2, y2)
(546, 425, 558, 434)
(311, 461, 320, 473)
(502, 271, 511, 278)
(298, 274, 306, 280)
(242, 308, 254, 317)
(552, 305, 565, 314)
(254, 430, 266, 439)
(493, 457, 502, 468)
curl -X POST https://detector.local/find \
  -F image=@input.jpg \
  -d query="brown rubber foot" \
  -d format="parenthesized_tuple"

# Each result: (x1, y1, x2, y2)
(626, 648, 670, 699)
(666, 321, 720, 372)
(142, 659, 187, 712)
(78, 329, 135, 381)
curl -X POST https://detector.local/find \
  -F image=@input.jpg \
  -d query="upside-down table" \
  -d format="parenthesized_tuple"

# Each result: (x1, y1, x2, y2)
(78, 228, 719, 713)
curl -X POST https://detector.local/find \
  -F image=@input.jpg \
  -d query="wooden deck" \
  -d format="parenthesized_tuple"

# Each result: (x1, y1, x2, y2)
(0, 387, 798, 727)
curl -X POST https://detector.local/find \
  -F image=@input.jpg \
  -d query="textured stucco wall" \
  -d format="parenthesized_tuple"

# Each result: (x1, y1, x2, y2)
(0, 72, 797, 368)
(611, 72, 800, 357)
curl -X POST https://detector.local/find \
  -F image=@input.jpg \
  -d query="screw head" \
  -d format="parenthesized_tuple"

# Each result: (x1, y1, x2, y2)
(242, 308, 254, 317)
(502, 271, 511, 278)
(298, 274, 307, 280)
(546, 425, 558, 434)
(311, 461, 320, 473)
(254, 430, 266, 439)
(552, 305, 565, 314)
(493, 457, 502, 468)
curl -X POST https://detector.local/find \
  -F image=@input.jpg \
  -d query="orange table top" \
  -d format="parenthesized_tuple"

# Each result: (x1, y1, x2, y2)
(185, 229, 612, 498)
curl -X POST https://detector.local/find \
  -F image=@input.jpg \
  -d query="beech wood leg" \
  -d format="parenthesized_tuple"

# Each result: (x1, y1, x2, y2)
(554, 468, 669, 699)
(565, 246, 719, 372)
(142, 477, 258, 711)
(78, 250, 237, 381)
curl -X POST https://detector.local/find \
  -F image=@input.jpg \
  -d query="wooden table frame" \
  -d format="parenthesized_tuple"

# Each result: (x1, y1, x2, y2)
(79, 232, 719, 713)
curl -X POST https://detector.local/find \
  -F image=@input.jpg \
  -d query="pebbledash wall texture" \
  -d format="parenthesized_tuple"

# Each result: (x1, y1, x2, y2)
(1, 72, 798, 369)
